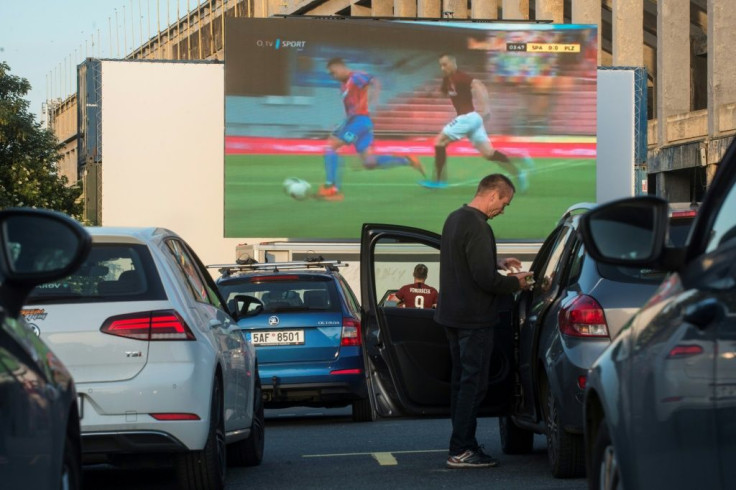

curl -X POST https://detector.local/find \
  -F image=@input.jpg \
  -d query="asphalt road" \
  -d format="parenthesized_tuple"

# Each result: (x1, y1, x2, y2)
(83, 407, 587, 489)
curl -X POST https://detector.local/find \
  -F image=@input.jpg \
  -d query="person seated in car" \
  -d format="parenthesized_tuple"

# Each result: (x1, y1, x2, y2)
(396, 264, 439, 309)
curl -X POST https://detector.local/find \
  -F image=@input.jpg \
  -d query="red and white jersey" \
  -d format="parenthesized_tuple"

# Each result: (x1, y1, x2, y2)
(396, 282, 439, 309)
(441, 70, 475, 115)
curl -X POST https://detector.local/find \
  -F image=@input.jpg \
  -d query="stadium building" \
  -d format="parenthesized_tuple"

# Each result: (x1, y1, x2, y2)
(46, 0, 734, 219)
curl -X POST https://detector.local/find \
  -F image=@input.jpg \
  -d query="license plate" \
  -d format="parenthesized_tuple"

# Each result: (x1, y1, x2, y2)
(251, 330, 305, 346)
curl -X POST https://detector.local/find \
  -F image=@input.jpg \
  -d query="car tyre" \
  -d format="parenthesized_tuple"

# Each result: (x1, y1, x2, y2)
(228, 377, 265, 466)
(541, 377, 585, 478)
(61, 419, 82, 490)
(589, 418, 622, 490)
(176, 378, 226, 490)
(351, 398, 375, 422)
(499, 414, 534, 454)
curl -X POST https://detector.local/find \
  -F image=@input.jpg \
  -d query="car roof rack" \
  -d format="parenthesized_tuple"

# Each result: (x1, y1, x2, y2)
(206, 260, 347, 277)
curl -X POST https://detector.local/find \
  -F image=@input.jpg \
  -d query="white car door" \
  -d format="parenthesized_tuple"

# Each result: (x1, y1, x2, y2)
(163, 238, 252, 431)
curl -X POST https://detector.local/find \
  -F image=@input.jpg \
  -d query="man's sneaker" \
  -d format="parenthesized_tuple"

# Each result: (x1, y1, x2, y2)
(419, 180, 449, 189)
(316, 184, 344, 201)
(406, 155, 426, 177)
(446, 448, 499, 469)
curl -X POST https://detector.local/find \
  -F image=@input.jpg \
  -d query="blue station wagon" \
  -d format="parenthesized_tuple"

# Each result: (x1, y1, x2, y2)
(212, 260, 372, 422)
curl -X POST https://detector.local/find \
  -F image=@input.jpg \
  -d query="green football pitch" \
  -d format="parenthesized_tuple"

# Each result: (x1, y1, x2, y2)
(224, 154, 596, 240)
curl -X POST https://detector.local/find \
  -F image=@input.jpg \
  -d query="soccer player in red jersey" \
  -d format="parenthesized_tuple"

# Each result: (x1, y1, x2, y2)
(396, 264, 439, 309)
(422, 54, 532, 192)
(317, 58, 424, 201)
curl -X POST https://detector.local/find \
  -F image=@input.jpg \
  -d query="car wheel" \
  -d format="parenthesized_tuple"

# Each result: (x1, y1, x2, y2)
(351, 398, 375, 422)
(176, 378, 226, 490)
(499, 414, 534, 454)
(61, 420, 82, 490)
(540, 377, 585, 478)
(590, 419, 622, 490)
(228, 377, 265, 466)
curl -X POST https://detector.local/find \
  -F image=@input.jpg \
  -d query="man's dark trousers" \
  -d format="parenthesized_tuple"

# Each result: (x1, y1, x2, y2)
(445, 326, 494, 455)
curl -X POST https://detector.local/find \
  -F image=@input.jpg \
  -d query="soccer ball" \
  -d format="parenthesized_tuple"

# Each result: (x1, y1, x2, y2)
(283, 177, 312, 201)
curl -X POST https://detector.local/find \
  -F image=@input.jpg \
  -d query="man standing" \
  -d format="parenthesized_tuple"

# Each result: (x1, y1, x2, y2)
(422, 54, 532, 192)
(396, 263, 438, 309)
(317, 58, 424, 201)
(436, 173, 533, 469)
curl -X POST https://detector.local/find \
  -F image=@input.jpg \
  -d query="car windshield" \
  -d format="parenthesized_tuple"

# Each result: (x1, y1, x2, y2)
(26, 243, 165, 304)
(218, 275, 340, 315)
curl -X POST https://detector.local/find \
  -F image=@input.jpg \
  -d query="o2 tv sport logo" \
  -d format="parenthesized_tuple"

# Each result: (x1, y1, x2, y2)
(256, 39, 306, 50)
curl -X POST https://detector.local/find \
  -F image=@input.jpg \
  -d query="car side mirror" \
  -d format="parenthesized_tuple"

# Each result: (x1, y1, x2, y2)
(578, 196, 669, 267)
(0, 208, 91, 316)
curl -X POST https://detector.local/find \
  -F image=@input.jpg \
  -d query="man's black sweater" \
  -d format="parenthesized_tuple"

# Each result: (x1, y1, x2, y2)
(434, 205, 520, 329)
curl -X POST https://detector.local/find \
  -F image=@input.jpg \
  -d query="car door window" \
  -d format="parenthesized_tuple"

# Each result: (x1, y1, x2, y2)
(372, 240, 440, 309)
(706, 183, 736, 253)
(565, 238, 585, 286)
(535, 225, 573, 294)
(165, 239, 210, 304)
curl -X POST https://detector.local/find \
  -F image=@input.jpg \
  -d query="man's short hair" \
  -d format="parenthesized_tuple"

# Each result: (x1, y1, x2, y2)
(438, 53, 456, 62)
(327, 57, 345, 68)
(476, 174, 515, 197)
(413, 264, 428, 280)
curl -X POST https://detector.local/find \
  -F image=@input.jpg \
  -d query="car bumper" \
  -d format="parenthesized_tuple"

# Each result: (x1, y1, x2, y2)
(548, 336, 610, 433)
(259, 359, 367, 407)
(77, 359, 214, 454)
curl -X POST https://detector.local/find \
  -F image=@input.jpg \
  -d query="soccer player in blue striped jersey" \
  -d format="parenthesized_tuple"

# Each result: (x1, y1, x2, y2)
(317, 58, 425, 201)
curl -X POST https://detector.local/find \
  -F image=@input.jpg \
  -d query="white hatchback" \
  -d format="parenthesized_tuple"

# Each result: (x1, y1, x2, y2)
(23, 227, 263, 490)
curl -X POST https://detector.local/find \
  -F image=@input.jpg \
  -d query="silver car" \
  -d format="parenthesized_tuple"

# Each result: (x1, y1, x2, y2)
(580, 139, 736, 489)
(23, 227, 264, 490)
(499, 203, 696, 478)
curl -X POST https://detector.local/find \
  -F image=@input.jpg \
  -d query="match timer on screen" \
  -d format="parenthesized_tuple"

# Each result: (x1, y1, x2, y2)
(505, 43, 580, 53)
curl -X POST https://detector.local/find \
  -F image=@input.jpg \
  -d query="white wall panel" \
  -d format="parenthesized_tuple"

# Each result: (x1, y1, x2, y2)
(100, 60, 242, 266)
(597, 69, 636, 202)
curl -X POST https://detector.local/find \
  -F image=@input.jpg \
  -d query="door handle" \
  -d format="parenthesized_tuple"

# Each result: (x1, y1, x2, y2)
(209, 319, 223, 329)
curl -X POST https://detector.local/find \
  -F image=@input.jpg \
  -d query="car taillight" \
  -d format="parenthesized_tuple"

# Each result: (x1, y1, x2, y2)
(251, 275, 300, 283)
(101, 310, 195, 341)
(667, 344, 704, 358)
(340, 318, 361, 347)
(558, 295, 609, 338)
(149, 413, 201, 421)
(330, 369, 362, 375)
(670, 210, 697, 218)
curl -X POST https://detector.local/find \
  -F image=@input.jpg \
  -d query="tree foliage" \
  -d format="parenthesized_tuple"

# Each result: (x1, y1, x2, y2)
(0, 61, 83, 218)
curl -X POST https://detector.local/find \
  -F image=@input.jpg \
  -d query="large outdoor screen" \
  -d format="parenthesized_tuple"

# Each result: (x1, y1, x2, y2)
(224, 18, 597, 239)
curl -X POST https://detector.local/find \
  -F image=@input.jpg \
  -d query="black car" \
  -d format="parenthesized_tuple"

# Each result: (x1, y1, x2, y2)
(498, 203, 696, 478)
(0, 208, 91, 490)
(580, 137, 736, 489)
(212, 260, 372, 422)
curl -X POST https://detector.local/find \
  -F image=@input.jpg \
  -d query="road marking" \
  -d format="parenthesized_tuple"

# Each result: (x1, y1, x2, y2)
(303, 449, 446, 466)
(373, 452, 398, 466)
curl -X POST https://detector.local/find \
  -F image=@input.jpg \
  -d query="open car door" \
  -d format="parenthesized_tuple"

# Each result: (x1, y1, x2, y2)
(360, 223, 515, 417)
